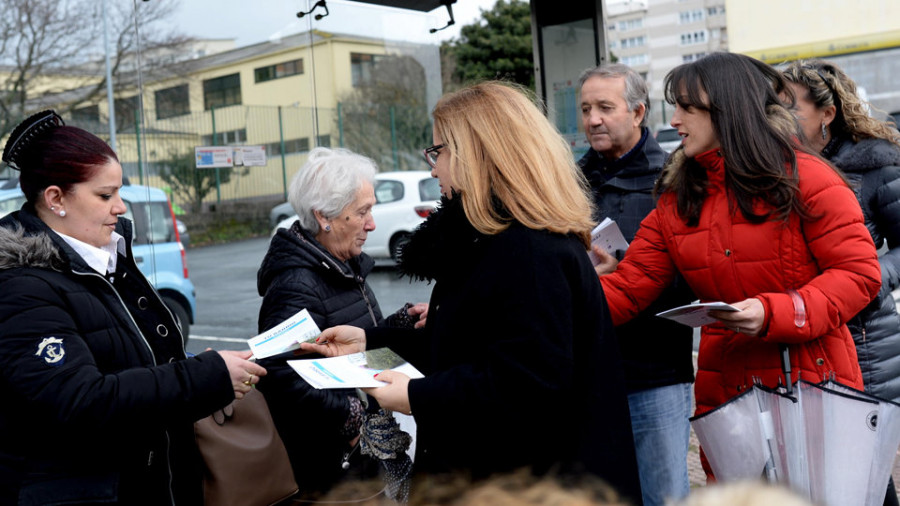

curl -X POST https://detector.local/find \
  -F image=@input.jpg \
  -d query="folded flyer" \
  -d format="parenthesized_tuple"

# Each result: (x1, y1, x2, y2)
(288, 347, 424, 389)
(656, 301, 740, 327)
(588, 217, 630, 266)
(247, 308, 321, 359)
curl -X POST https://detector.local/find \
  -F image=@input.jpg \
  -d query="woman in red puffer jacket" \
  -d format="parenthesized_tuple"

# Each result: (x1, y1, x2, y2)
(595, 53, 881, 475)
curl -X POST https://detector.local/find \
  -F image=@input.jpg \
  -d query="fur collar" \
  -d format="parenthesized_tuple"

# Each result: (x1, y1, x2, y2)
(0, 225, 65, 271)
(397, 193, 488, 282)
(829, 137, 900, 174)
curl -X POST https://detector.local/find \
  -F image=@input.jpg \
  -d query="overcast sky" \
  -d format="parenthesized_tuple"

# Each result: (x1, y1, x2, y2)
(172, 0, 499, 47)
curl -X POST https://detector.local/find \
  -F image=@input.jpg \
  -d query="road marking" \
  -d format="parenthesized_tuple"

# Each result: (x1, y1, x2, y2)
(190, 335, 249, 343)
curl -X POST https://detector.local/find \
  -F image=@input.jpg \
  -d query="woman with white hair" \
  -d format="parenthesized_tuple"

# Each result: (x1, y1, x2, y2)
(256, 147, 425, 498)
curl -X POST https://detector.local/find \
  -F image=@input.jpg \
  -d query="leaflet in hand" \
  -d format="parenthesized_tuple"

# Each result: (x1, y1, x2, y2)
(588, 218, 629, 266)
(656, 301, 740, 327)
(288, 347, 424, 389)
(247, 309, 320, 359)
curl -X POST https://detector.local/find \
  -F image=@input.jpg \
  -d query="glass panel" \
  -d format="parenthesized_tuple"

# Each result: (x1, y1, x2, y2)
(541, 18, 597, 160)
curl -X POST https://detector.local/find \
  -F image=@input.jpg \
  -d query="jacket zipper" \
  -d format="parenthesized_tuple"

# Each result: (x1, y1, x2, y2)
(359, 279, 378, 327)
(71, 269, 177, 506)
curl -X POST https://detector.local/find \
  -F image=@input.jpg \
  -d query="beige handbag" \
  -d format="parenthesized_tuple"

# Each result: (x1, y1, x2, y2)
(195, 388, 299, 506)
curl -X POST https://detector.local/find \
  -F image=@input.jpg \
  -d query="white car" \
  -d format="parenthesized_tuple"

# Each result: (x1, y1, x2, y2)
(273, 170, 441, 261)
(655, 126, 682, 153)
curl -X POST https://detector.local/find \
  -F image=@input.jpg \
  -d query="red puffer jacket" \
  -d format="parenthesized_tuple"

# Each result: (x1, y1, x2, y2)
(601, 148, 881, 417)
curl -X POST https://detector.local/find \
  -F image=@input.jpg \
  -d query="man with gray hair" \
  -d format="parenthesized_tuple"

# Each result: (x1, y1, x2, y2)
(578, 63, 694, 506)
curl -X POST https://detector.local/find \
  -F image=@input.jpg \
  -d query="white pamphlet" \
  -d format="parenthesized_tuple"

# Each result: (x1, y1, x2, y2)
(247, 308, 320, 359)
(288, 347, 424, 389)
(588, 218, 630, 266)
(656, 301, 740, 327)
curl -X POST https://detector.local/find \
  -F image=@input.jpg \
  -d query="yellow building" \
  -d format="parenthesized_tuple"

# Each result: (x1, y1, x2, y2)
(726, 0, 900, 62)
(29, 30, 440, 208)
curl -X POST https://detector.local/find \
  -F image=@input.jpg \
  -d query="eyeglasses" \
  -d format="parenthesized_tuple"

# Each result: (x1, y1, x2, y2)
(423, 144, 444, 168)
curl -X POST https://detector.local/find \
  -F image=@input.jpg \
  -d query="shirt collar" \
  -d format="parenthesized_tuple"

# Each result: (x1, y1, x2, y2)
(56, 230, 126, 275)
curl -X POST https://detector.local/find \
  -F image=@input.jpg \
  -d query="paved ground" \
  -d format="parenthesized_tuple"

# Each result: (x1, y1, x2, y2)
(685, 354, 900, 501)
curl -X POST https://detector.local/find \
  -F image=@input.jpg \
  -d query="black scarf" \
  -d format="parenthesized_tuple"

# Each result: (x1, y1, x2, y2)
(397, 193, 491, 283)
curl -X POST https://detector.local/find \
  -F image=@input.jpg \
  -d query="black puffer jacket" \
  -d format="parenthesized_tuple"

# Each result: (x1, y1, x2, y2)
(366, 196, 642, 503)
(0, 206, 233, 506)
(256, 222, 395, 494)
(578, 130, 695, 392)
(827, 137, 900, 402)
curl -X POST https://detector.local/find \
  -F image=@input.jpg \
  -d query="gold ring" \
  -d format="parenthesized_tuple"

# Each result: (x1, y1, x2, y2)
(243, 374, 253, 386)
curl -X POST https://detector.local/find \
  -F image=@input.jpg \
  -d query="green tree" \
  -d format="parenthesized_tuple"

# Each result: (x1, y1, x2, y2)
(158, 149, 242, 213)
(441, 0, 534, 91)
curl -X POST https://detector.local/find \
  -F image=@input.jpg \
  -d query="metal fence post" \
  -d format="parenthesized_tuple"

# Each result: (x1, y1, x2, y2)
(134, 108, 144, 185)
(211, 106, 221, 204)
(390, 105, 398, 170)
(338, 101, 344, 148)
(278, 106, 287, 201)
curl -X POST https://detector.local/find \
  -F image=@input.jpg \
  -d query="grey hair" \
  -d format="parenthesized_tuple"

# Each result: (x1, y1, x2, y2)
(577, 63, 650, 127)
(288, 147, 377, 234)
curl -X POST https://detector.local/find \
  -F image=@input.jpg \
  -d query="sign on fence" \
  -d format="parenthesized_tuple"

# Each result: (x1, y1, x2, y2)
(195, 146, 233, 168)
(195, 146, 267, 168)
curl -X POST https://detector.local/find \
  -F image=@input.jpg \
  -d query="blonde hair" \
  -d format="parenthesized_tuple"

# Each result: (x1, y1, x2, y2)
(782, 59, 900, 147)
(675, 481, 813, 506)
(432, 81, 595, 247)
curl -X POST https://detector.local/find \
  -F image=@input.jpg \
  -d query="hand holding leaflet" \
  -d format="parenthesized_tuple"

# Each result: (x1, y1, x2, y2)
(247, 309, 321, 359)
(288, 348, 424, 389)
(656, 301, 740, 327)
(588, 218, 629, 266)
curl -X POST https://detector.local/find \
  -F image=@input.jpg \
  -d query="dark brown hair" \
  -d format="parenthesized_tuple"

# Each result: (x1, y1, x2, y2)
(14, 124, 118, 204)
(660, 52, 811, 226)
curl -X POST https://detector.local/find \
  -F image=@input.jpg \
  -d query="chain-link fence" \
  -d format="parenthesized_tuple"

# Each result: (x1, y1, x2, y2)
(66, 102, 432, 214)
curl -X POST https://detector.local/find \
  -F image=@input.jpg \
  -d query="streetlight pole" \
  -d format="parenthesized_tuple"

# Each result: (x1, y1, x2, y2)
(102, 0, 117, 152)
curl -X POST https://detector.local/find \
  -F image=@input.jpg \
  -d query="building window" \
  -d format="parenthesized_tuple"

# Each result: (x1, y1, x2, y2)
(620, 54, 648, 66)
(682, 52, 707, 63)
(203, 73, 242, 110)
(616, 18, 643, 31)
(620, 35, 646, 49)
(679, 9, 704, 24)
(201, 128, 247, 146)
(72, 104, 100, 123)
(707, 5, 725, 15)
(265, 138, 309, 155)
(316, 135, 331, 148)
(254, 58, 304, 83)
(680, 31, 707, 45)
(114, 95, 139, 128)
(155, 84, 190, 120)
(351, 53, 386, 87)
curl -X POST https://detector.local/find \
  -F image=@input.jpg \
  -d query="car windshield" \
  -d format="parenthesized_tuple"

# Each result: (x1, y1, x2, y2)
(656, 129, 680, 142)
(122, 201, 176, 245)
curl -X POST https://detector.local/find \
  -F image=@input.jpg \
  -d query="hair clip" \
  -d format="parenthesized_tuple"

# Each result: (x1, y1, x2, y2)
(2, 110, 65, 171)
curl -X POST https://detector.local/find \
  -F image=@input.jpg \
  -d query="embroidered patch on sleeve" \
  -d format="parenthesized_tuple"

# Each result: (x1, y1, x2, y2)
(35, 337, 66, 366)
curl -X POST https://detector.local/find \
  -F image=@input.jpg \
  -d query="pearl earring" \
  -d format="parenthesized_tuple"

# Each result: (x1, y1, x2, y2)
(59, 210, 66, 217)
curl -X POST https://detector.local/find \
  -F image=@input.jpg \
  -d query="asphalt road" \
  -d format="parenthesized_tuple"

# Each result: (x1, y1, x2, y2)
(184, 237, 434, 355)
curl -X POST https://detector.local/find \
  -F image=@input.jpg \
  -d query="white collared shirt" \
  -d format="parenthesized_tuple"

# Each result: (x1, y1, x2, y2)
(57, 230, 126, 276)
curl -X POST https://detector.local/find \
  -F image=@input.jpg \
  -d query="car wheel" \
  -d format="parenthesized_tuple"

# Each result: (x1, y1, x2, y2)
(162, 296, 191, 345)
(390, 233, 411, 262)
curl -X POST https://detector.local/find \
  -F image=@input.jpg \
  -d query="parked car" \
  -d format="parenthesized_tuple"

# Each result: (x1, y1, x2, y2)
(655, 126, 682, 153)
(269, 201, 294, 228)
(0, 182, 196, 342)
(273, 170, 441, 261)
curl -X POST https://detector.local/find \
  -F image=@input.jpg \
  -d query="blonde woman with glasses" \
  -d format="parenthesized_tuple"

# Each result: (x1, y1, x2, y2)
(304, 81, 642, 502)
